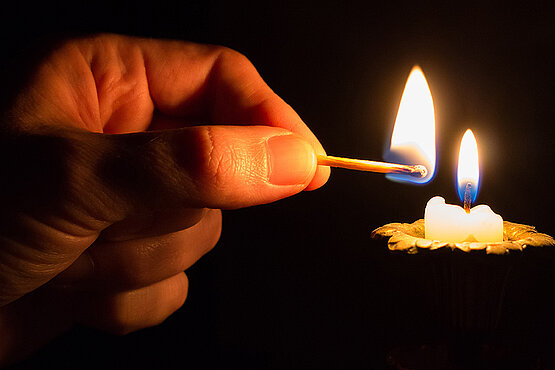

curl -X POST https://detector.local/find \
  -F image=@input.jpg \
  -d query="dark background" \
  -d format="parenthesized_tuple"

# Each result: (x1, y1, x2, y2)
(2, 1, 554, 369)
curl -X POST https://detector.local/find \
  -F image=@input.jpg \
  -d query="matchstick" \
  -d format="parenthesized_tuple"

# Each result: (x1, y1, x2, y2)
(316, 154, 427, 178)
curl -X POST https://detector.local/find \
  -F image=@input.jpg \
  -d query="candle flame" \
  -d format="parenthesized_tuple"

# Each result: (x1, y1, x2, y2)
(457, 129, 479, 202)
(385, 66, 436, 184)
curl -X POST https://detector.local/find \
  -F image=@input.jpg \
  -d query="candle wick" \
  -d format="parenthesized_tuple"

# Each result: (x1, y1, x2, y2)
(463, 183, 472, 213)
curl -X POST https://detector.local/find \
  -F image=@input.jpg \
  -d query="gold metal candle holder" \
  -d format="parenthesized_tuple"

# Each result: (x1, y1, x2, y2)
(371, 220, 555, 255)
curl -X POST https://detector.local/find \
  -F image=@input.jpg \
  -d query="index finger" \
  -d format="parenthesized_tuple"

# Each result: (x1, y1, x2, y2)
(136, 37, 330, 190)
(17, 34, 329, 190)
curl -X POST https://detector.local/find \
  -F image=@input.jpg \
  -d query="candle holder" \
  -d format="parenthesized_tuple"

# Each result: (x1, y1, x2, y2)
(371, 221, 555, 369)
(371, 220, 555, 255)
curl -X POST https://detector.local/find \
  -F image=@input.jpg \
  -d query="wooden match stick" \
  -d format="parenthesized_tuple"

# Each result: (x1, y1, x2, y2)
(316, 154, 427, 178)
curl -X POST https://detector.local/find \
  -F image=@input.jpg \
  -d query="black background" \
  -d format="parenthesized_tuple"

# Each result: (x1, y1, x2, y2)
(2, 1, 554, 369)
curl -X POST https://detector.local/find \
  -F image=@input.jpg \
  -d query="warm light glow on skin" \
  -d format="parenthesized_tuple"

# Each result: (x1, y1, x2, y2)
(457, 129, 479, 202)
(386, 66, 436, 184)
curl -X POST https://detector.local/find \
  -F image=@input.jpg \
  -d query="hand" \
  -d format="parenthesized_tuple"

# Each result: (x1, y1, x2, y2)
(0, 34, 329, 365)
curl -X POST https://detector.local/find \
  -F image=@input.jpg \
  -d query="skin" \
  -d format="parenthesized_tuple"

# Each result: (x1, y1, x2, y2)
(0, 34, 330, 366)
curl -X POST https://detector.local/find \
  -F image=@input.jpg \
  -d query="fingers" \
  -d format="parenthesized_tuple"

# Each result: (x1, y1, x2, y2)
(10, 34, 329, 190)
(77, 273, 188, 335)
(138, 37, 329, 190)
(62, 209, 222, 290)
(0, 123, 316, 305)
(0, 272, 189, 365)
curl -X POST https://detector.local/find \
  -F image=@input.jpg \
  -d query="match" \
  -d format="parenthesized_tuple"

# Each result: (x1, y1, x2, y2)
(316, 154, 427, 178)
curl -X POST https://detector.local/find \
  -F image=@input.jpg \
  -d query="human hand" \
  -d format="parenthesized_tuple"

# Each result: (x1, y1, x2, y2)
(0, 34, 329, 365)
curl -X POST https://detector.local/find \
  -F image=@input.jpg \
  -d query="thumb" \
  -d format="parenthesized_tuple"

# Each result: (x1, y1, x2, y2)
(81, 125, 317, 214)
(0, 125, 317, 306)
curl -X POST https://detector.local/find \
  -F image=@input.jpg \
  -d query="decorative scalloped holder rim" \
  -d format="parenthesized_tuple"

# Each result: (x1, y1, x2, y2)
(371, 220, 555, 255)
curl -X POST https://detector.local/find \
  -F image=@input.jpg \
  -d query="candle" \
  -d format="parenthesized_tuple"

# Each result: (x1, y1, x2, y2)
(372, 67, 553, 255)
(425, 196, 503, 242)
(424, 130, 503, 242)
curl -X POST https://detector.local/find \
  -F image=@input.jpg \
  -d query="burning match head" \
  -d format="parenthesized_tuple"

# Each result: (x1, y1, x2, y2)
(384, 148, 434, 184)
(411, 165, 428, 178)
(384, 66, 436, 185)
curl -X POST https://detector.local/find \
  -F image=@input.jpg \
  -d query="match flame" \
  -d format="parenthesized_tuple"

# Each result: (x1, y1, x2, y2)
(385, 66, 436, 184)
(457, 129, 479, 202)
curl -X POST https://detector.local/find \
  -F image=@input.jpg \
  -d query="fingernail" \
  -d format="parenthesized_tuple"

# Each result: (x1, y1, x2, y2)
(267, 135, 315, 186)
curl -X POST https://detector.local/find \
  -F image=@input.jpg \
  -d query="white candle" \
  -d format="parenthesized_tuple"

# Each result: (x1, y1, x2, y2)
(425, 196, 503, 242)
(424, 129, 504, 243)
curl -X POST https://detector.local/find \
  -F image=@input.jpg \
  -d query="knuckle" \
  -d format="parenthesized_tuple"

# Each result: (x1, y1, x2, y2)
(98, 276, 187, 335)
(203, 210, 222, 253)
(210, 46, 256, 81)
(110, 263, 150, 290)
(214, 46, 249, 65)
(210, 146, 238, 190)
(187, 127, 240, 202)
(95, 299, 147, 336)
(97, 242, 166, 290)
